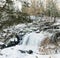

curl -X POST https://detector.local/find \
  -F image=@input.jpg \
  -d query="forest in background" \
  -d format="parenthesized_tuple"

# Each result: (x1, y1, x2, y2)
(0, 0, 60, 29)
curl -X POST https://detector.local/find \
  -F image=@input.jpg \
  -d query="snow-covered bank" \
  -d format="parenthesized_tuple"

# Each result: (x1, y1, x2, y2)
(0, 30, 60, 58)
(0, 45, 60, 58)
(0, 18, 60, 58)
(12, 0, 22, 11)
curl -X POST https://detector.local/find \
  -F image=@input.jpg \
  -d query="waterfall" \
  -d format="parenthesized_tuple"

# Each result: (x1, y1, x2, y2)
(19, 31, 48, 48)
(18, 31, 53, 54)
(21, 31, 49, 47)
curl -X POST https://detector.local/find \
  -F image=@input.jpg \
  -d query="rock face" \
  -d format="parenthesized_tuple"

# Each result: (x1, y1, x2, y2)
(5, 34, 24, 47)
(6, 38, 18, 47)
(27, 50, 33, 54)
(0, 42, 6, 49)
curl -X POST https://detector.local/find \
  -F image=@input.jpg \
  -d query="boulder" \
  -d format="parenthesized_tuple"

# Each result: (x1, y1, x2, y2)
(0, 42, 6, 49)
(27, 50, 33, 54)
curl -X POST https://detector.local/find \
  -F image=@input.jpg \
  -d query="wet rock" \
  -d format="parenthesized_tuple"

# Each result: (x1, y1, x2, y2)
(19, 50, 26, 53)
(36, 30, 40, 33)
(0, 42, 6, 49)
(6, 38, 18, 47)
(27, 50, 33, 54)
(50, 26, 59, 29)
(44, 22, 51, 26)
(42, 26, 50, 31)
(6, 33, 24, 47)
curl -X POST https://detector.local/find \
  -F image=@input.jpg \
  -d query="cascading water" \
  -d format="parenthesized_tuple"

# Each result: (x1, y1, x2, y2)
(19, 31, 52, 54)
(18, 31, 60, 55)
(0, 30, 60, 58)
(22, 32, 46, 46)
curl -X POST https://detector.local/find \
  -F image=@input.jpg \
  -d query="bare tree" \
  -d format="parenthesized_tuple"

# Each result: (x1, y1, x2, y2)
(45, 0, 59, 22)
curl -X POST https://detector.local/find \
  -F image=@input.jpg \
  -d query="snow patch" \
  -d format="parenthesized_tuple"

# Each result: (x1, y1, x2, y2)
(13, 0, 22, 11)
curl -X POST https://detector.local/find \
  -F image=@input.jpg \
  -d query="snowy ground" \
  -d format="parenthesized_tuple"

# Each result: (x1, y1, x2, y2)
(0, 0, 60, 58)
(0, 19, 60, 58)
(0, 45, 60, 58)
(0, 30, 60, 58)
